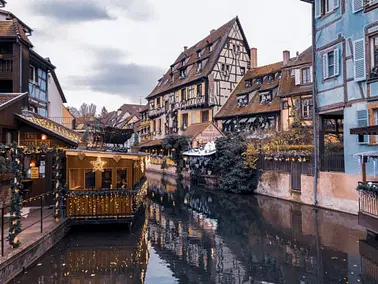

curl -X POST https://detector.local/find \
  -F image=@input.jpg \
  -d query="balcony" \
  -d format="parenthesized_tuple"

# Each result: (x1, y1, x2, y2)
(180, 96, 206, 109)
(149, 107, 164, 119)
(0, 59, 12, 74)
(358, 182, 378, 235)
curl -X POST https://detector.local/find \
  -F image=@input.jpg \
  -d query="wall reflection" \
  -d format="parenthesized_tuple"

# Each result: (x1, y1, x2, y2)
(146, 172, 375, 284)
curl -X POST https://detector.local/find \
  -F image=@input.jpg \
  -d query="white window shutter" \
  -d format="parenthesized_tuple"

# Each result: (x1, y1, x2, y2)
(295, 69, 301, 85)
(315, 0, 322, 18)
(334, 48, 340, 76)
(352, 0, 363, 13)
(353, 38, 366, 82)
(322, 54, 329, 79)
(310, 66, 313, 82)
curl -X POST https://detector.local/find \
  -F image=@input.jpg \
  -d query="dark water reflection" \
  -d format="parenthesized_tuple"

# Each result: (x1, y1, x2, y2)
(12, 172, 378, 284)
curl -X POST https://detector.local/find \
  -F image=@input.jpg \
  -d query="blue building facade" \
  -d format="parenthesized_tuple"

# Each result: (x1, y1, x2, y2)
(314, 0, 378, 174)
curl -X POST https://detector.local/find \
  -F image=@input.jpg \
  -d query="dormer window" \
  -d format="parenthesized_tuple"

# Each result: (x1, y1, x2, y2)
(181, 59, 185, 67)
(237, 94, 249, 107)
(267, 75, 274, 82)
(180, 68, 187, 79)
(170, 73, 174, 82)
(256, 78, 262, 85)
(260, 91, 272, 104)
(245, 79, 252, 88)
(209, 44, 213, 52)
(197, 61, 203, 73)
(197, 50, 201, 58)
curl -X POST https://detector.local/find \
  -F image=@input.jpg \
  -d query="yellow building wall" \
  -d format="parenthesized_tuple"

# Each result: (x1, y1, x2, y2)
(62, 105, 74, 119)
(282, 96, 313, 131)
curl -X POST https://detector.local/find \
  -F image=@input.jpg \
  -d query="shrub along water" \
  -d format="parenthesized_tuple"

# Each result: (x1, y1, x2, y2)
(213, 134, 259, 193)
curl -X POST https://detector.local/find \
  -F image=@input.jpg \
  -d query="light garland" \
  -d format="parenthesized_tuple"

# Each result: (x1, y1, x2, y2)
(8, 143, 23, 248)
(53, 148, 64, 221)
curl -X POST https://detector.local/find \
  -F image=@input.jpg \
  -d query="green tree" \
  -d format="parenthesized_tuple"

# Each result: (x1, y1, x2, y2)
(213, 134, 259, 193)
(162, 135, 190, 176)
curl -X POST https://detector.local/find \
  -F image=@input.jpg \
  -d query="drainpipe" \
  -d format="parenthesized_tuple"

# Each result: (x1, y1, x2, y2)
(311, 2, 319, 206)
(19, 41, 22, 93)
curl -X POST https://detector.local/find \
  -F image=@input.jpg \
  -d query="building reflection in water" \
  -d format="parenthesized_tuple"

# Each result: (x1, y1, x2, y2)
(12, 214, 149, 284)
(146, 172, 378, 284)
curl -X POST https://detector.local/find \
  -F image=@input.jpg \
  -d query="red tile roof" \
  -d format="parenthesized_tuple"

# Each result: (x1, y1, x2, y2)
(0, 18, 32, 46)
(183, 121, 213, 138)
(102, 104, 146, 127)
(147, 17, 247, 99)
(215, 62, 283, 119)
(0, 92, 26, 111)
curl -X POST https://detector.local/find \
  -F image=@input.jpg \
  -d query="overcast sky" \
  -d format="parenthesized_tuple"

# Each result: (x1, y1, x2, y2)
(7, 0, 312, 112)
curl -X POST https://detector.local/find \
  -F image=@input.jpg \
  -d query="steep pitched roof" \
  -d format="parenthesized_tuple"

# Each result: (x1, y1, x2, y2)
(101, 104, 145, 127)
(279, 47, 312, 97)
(183, 121, 213, 138)
(0, 92, 27, 111)
(0, 18, 32, 46)
(147, 16, 248, 99)
(215, 61, 283, 119)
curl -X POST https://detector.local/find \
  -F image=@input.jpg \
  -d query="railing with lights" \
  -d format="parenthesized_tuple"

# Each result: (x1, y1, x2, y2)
(66, 178, 148, 221)
(358, 181, 378, 218)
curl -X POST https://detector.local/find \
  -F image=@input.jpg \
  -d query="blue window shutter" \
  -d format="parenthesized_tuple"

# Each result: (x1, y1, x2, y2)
(354, 38, 366, 82)
(315, 0, 322, 18)
(322, 53, 329, 79)
(334, 48, 340, 76)
(352, 0, 363, 13)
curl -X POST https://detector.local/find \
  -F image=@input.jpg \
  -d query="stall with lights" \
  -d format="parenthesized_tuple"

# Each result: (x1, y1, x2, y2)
(65, 149, 149, 224)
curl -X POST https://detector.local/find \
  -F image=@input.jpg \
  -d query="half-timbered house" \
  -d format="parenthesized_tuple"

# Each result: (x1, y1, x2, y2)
(214, 51, 283, 136)
(279, 48, 313, 130)
(145, 16, 250, 146)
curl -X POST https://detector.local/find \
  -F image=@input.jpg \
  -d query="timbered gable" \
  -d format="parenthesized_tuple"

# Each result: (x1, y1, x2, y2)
(210, 21, 250, 114)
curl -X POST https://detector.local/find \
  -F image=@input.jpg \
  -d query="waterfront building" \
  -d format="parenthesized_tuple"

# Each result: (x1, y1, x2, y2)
(0, 9, 66, 120)
(144, 16, 250, 149)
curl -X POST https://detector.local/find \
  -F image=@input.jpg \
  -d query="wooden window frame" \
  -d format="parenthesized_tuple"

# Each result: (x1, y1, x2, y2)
(366, 29, 378, 81)
(301, 67, 311, 84)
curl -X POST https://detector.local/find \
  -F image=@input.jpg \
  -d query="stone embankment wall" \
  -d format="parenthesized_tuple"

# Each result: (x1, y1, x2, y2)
(0, 219, 71, 283)
(256, 171, 377, 215)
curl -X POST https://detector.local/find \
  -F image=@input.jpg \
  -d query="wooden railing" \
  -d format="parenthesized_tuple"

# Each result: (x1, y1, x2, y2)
(0, 59, 12, 72)
(359, 183, 378, 218)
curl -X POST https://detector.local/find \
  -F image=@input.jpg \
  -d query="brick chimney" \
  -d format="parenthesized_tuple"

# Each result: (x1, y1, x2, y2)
(184, 46, 188, 52)
(250, 48, 258, 69)
(283, 50, 290, 65)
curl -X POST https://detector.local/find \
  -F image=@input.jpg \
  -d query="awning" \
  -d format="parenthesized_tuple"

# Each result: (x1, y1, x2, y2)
(140, 139, 163, 149)
(239, 118, 249, 123)
(353, 151, 378, 158)
(350, 125, 378, 135)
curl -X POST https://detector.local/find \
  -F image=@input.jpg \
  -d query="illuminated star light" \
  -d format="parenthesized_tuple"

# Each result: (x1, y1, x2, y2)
(91, 157, 106, 172)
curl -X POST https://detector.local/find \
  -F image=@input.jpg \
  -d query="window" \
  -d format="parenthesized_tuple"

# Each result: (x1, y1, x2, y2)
(301, 98, 313, 119)
(197, 83, 202, 96)
(240, 67, 245, 76)
(156, 97, 161, 108)
(323, 49, 339, 79)
(85, 170, 95, 189)
(301, 68, 311, 84)
(165, 100, 169, 112)
(357, 110, 369, 144)
(182, 113, 188, 130)
(260, 91, 272, 104)
(153, 120, 156, 132)
(256, 77, 263, 85)
(221, 64, 225, 72)
(181, 88, 187, 101)
(180, 68, 187, 79)
(316, 0, 339, 17)
(116, 169, 128, 189)
(158, 119, 162, 133)
(245, 79, 252, 88)
(291, 69, 295, 77)
(201, 110, 209, 122)
(370, 36, 378, 78)
(29, 66, 36, 83)
(197, 50, 201, 58)
(170, 73, 174, 82)
(197, 61, 202, 72)
(237, 94, 249, 107)
(101, 169, 112, 189)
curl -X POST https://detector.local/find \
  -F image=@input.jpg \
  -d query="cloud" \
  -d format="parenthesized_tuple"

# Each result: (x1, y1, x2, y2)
(31, 1, 114, 22)
(69, 47, 164, 100)
(29, 0, 154, 23)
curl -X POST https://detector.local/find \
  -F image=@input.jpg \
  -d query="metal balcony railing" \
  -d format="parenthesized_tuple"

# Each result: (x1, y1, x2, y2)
(359, 182, 378, 218)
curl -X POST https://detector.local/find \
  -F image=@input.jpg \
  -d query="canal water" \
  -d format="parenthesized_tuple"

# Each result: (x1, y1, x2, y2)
(11, 172, 378, 284)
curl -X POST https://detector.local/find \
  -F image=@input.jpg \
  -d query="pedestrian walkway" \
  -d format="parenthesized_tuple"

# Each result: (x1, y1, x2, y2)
(0, 207, 67, 264)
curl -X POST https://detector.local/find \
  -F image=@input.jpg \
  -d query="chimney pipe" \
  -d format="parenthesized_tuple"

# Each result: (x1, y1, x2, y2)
(250, 48, 258, 69)
(296, 51, 299, 57)
(283, 50, 290, 65)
